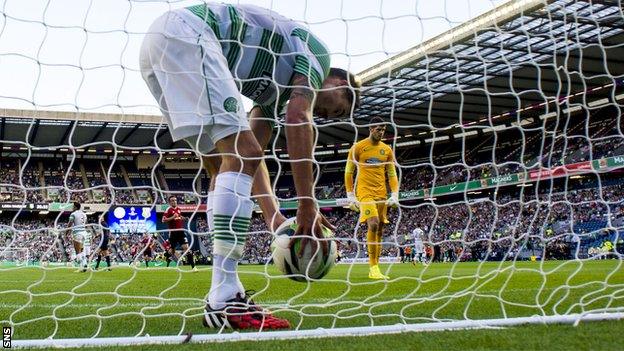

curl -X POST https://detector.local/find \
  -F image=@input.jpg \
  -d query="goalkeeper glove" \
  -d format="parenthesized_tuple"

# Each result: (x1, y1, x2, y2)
(347, 192, 360, 212)
(386, 192, 399, 208)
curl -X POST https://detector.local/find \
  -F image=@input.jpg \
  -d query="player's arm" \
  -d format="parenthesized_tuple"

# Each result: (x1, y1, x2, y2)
(248, 107, 286, 231)
(344, 146, 359, 212)
(386, 147, 400, 207)
(285, 73, 334, 254)
(66, 214, 74, 231)
(162, 210, 172, 223)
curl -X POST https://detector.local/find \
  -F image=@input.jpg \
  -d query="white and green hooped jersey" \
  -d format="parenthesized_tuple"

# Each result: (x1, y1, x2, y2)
(69, 210, 87, 233)
(186, 2, 331, 117)
(69, 210, 90, 244)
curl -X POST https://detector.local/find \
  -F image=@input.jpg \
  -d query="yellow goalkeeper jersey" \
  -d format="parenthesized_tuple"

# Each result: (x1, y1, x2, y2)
(345, 138, 398, 200)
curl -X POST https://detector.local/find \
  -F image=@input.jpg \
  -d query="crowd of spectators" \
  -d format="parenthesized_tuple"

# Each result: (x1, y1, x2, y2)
(0, 123, 622, 205)
(0, 180, 622, 264)
(0, 111, 622, 264)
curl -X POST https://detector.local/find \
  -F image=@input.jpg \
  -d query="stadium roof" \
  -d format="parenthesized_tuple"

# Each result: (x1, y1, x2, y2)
(0, 0, 623, 154)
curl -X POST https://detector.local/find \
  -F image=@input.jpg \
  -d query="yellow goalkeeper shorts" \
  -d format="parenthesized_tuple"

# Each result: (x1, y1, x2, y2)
(358, 197, 389, 224)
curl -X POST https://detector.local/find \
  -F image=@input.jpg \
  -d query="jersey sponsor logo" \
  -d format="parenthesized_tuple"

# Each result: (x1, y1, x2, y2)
(223, 97, 239, 113)
(248, 76, 274, 101)
(365, 157, 382, 164)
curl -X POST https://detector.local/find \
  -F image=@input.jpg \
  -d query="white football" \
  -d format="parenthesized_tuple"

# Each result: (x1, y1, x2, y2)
(270, 218, 337, 282)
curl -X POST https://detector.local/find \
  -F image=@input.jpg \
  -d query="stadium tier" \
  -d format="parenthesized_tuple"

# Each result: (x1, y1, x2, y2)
(0, 0, 623, 348)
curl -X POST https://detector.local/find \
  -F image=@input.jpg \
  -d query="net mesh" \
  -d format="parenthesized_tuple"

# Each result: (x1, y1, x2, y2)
(0, 0, 624, 343)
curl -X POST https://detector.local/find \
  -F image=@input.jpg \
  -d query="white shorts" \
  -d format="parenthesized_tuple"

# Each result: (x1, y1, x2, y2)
(73, 231, 91, 246)
(139, 9, 249, 153)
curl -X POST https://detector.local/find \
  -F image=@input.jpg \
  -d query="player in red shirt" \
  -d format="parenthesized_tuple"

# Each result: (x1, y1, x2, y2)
(141, 233, 156, 268)
(130, 243, 139, 265)
(162, 195, 196, 271)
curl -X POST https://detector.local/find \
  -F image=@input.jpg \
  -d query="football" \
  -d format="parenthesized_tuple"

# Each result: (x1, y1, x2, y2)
(270, 218, 337, 282)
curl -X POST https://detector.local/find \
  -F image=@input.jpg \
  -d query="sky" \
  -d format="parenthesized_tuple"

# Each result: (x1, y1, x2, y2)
(0, 0, 507, 115)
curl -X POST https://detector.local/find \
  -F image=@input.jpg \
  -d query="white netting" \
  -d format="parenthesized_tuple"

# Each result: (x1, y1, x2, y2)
(0, 0, 623, 347)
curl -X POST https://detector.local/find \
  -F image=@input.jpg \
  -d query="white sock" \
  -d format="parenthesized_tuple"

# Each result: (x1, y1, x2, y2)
(209, 254, 245, 310)
(209, 172, 253, 309)
(83, 247, 91, 267)
(211, 172, 253, 259)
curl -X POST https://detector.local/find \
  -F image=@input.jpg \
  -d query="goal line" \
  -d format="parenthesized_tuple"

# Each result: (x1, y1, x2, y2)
(11, 312, 624, 349)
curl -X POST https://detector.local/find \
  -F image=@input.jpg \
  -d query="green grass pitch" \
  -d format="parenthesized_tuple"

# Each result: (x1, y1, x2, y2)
(1, 260, 623, 350)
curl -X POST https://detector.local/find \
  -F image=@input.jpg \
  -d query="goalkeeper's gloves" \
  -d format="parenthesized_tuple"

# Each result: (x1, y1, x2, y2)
(346, 192, 360, 212)
(386, 192, 400, 208)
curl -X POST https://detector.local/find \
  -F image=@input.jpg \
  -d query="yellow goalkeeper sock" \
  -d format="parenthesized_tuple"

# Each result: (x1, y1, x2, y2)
(375, 231, 383, 263)
(367, 227, 379, 267)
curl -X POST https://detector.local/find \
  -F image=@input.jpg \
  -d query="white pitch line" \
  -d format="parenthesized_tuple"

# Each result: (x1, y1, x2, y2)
(0, 286, 567, 309)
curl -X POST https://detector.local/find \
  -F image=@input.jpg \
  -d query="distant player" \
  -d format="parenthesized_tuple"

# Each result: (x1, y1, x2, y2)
(412, 228, 425, 265)
(404, 246, 412, 264)
(162, 239, 173, 267)
(130, 243, 139, 265)
(68, 202, 91, 272)
(140, 233, 156, 268)
(94, 215, 112, 271)
(345, 117, 399, 280)
(162, 196, 197, 271)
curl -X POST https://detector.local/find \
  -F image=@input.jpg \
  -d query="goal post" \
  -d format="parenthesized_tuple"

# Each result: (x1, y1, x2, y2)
(1, 0, 624, 347)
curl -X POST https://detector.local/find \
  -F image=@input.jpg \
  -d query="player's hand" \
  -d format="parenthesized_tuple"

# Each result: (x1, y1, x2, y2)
(346, 192, 360, 212)
(267, 212, 288, 233)
(292, 201, 335, 258)
(386, 192, 400, 208)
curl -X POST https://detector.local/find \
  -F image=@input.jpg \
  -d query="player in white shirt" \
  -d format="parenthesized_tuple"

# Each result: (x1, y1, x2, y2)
(68, 202, 91, 272)
(140, 2, 361, 331)
(412, 228, 426, 264)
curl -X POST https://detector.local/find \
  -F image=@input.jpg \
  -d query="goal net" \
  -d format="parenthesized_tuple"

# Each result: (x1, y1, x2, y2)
(1, 0, 624, 348)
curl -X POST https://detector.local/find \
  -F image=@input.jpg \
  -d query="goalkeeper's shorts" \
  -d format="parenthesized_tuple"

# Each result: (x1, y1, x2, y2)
(139, 9, 250, 154)
(358, 197, 389, 224)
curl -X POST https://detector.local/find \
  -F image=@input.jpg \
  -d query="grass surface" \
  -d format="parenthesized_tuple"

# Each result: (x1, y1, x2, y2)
(1, 260, 623, 349)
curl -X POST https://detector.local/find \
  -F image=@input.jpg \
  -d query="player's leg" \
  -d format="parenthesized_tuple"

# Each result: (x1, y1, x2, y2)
(365, 216, 380, 267)
(95, 248, 102, 270)
(375, 202, 390, 279)
(168, 246, 177, 267)
(165, 250, 172, 267)
(203, 114, 286, 234)
(205, 131, 290, 329)
(208, 130, 261, 306)
(180, 242, 197, 270)
(72, 237, 84, 271)
(361, 199, 384, 279)
(201, 154, 221, 234)
(82, 235, 92, 270)
(103, 250, 112, 270)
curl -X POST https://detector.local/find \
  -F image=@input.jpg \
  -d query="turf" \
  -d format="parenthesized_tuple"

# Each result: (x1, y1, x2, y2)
(1, 260, 623, 349)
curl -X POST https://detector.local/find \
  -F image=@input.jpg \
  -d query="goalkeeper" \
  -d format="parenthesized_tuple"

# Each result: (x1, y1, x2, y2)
(140, 2, 360, 331)
(344, 117, 399, 280)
